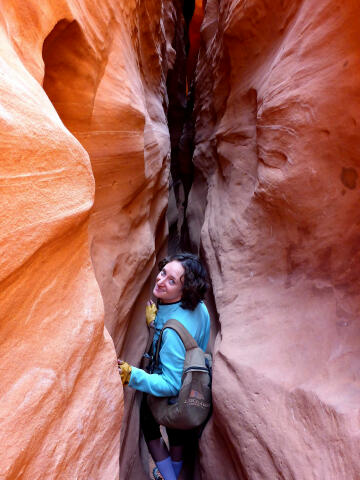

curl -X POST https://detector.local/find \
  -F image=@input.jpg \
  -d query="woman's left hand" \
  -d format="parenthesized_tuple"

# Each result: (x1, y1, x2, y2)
(118, 359, 132, 385)
(145, 300, 157, 327)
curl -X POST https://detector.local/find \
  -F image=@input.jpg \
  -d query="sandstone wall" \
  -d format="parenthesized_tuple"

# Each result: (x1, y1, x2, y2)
(190, 1, 360, 478)
(0, 1, 176, 478)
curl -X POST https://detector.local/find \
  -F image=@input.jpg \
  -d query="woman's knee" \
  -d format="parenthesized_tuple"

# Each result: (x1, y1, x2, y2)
(140, 395, 162, 443)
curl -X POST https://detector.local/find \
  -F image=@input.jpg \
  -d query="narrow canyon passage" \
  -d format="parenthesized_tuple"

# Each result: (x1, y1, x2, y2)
(1, 1, 360, 480)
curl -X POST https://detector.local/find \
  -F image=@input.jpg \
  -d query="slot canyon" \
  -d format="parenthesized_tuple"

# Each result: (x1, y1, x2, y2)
(1, 0, 360, 479)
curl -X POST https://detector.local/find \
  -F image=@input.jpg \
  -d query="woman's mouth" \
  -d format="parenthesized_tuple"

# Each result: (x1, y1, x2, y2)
(154, 284, 165, 293)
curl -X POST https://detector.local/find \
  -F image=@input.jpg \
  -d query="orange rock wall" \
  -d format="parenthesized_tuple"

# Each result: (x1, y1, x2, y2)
(0, 1, 176, 478)
(191, 0, 360, 478)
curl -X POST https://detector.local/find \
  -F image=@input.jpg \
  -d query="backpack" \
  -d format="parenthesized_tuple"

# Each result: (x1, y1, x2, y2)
(147, 319, 212, 430)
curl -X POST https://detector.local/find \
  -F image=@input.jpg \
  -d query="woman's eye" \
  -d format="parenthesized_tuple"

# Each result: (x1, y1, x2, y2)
(169, 279, 175, 285)
(160, 270, 166, 276)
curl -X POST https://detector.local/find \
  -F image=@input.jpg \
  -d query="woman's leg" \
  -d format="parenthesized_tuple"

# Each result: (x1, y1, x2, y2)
(167, 429, 188, 479)
(140, 396, 176, 480)
(147, 438, 169, 462)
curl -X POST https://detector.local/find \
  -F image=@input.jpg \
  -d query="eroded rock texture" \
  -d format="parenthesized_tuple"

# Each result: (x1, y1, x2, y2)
(190, 1, 360, 478)
(119, 2, 192, 478)
(0, 1, 176, 478)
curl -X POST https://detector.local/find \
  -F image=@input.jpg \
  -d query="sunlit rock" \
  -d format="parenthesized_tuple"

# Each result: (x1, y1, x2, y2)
(0, 1, 176, 478)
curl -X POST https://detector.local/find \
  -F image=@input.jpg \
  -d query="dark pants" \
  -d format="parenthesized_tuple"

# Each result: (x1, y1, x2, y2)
(140, 394, 192, 446)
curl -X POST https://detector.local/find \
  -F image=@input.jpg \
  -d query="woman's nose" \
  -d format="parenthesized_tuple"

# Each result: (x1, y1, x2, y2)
(157, 276, 165, 286)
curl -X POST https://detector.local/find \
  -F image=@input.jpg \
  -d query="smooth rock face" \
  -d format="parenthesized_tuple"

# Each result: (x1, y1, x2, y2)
(0, 1, 174, 478)
(191, 1, 360, 479)
(41, 1, 174, 353)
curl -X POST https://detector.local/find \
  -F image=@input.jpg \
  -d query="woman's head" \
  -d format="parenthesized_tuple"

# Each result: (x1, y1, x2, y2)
(153, 252, 209, 310)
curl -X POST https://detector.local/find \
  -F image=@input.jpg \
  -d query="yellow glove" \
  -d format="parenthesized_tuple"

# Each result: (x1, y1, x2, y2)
(118, 360, 132, 385)
(145, 301, 157, 327)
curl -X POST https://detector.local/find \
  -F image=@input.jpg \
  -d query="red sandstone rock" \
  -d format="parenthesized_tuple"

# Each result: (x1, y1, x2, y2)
(191, 0, 360, 478)
(0, 1, 175, 478)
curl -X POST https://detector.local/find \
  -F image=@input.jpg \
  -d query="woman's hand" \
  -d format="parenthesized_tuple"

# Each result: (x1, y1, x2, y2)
(118, 360, 132, 385)
(145, 300, 157, 327)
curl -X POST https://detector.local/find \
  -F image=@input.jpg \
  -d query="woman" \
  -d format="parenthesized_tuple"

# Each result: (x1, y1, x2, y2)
(118, 252, 210, 480)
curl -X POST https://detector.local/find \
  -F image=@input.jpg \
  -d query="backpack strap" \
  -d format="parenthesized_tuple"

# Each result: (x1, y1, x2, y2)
(153, 319, 198, 367)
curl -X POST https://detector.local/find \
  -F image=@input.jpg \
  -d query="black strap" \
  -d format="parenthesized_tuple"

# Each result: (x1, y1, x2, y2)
(153, 319, 198, 367)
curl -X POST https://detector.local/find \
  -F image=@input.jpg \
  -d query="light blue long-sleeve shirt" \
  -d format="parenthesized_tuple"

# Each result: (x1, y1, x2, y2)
(129, 301, 210, 397)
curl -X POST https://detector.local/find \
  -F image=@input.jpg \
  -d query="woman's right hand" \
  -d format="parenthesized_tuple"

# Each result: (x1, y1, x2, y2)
(145, 300, 157, 327)
(118, 359, 132, 385)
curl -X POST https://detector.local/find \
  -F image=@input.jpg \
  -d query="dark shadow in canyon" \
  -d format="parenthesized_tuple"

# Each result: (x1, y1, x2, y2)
(167, 0, 197, 255)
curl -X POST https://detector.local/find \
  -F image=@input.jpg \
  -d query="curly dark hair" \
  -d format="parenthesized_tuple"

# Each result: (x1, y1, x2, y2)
(158, 252, 209, 310)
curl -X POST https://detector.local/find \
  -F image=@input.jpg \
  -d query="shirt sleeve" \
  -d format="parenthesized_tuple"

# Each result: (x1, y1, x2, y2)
(129, 328, 186, 397)
(202, 310, 210, 351)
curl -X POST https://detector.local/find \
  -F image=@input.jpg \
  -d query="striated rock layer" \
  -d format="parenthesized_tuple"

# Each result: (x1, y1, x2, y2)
(0, 1, 176, 479)
(190, 0, 360, 479)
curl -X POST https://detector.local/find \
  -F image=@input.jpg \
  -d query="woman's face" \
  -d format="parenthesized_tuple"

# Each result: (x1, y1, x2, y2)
(153, 260, 185, 304)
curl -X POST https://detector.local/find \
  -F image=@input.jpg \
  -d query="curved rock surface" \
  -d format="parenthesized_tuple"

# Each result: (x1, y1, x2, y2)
(5, 0, 360, 478)
(190, 0, 360, 478)
(0, 1, 175, 478)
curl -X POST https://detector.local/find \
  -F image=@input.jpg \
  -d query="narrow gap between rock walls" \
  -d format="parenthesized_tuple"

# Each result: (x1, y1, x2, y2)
(167, 0, 197, 255)
(166, 0, 220, 354)
(150, 2, 220, 479)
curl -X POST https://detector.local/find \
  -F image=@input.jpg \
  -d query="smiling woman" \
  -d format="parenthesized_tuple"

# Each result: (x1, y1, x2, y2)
(153, 260, 185, 304)
(118, 252, 210, 480)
